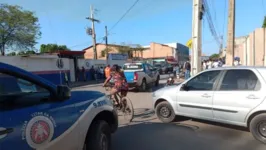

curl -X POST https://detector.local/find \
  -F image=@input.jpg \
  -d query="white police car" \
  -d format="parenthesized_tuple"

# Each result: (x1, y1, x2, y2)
(0, 62, 118, 150)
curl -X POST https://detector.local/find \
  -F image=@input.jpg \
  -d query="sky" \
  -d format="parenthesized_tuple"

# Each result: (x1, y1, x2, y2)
(2, 0, 266, 55)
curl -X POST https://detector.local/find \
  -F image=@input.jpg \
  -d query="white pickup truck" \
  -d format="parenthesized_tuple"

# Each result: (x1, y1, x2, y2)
(123, 62, 160, 91)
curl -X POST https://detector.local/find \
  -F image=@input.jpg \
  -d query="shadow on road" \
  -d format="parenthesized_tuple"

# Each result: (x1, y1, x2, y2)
(112, 123, 201, 150)
(112, 122, 265, 150)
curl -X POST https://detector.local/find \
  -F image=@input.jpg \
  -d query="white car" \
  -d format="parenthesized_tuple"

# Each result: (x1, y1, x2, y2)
(153, 66, 266, 144)
(0, 62, 118, 150)
(123, 62, 160, 91)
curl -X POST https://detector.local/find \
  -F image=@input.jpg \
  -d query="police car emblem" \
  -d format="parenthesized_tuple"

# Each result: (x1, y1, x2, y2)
(25, 116, 54, 149)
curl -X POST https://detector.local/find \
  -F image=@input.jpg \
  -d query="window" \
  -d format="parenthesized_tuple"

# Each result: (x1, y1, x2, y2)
(0, 73, 48, 96)
(186, 71, 221, 91)
(219, 70, 261, 91)
(147, 64, 154, 70)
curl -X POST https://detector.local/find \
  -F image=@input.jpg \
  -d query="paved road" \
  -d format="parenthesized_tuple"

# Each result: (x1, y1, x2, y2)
(75, 79, 266, 150)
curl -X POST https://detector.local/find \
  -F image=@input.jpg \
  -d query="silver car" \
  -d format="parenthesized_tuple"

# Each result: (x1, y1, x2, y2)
(152, 66, 266, 144)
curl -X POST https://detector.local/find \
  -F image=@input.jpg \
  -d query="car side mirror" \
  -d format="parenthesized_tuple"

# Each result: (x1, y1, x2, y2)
(181, 84, 189, 91)
(56, 85, 71, 100)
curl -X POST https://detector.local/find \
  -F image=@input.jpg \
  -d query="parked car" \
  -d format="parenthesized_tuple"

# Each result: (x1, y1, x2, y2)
(154, 64, 163, 74)
(123, 62, 160, 91)
(160, 64, 173, 74)
(0, 62, 118, 150)
(153, 66, 266, 144)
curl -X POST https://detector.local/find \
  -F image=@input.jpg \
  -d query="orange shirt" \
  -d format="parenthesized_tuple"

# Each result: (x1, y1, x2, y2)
(105, 67, 111, 78)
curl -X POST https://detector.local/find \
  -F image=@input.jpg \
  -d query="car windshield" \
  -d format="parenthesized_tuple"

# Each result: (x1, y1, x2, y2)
(123, 64, 143, 70)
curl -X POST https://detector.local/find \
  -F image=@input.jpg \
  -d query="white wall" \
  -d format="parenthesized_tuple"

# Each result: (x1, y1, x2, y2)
(0, 56, 69, 72)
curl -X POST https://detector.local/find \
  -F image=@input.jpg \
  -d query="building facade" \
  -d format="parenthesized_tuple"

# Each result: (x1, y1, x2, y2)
(226, 28, 266, 66)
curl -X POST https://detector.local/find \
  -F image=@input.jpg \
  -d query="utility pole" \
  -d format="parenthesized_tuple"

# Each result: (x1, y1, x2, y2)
(226, 0, 235, 66)
(105, 26, 108, 64)
(86, 5, 100, 59)
(219, 36, 223, 55)
(191, 0, 203, 76)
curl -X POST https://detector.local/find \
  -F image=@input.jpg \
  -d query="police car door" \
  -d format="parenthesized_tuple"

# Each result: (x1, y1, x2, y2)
(143, 64, 153, 83)
(0, 72, 78, 150)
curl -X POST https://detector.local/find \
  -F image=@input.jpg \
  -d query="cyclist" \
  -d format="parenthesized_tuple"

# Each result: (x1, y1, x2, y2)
(103, 64, 129, 105)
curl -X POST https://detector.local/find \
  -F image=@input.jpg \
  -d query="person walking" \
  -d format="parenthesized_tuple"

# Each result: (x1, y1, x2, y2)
(76, 67, 80, 81)
(90, 66, 95, 80)
(82, 66, 86, 81)
(184, 61, 191, 80)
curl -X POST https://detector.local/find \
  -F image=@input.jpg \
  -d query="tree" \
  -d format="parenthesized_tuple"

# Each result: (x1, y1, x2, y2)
(263, 16, 266, 28)
(7, 52, 16, 56)
(17, 50, 36, 55)
(0, 4, 41, 56)
(209, 53, 220, 60)
(135, 44, 145, 57)
(40, 44, 69, 53)
(101, 47, 113, 57)
(116, 43, 133, 58)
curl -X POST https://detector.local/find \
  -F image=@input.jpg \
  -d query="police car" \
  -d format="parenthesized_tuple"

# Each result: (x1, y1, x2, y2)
(0, 62, 118, 150)
(123, 62, 160, 91)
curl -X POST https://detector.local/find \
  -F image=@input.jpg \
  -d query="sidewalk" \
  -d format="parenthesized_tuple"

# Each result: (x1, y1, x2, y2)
(69, 79, 104, 88)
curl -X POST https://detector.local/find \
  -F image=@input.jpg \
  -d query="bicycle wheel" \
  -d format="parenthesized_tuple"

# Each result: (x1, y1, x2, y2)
(121, 97, 134, 122)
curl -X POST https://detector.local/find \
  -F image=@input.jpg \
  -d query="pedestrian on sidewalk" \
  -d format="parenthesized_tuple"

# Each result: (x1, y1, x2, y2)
(90, 66, 95, 80)
(76, 67, 80, 81)
(184, 60, 191, 80)
(82, 66, 86, 81)
(99, 66, 104, 79)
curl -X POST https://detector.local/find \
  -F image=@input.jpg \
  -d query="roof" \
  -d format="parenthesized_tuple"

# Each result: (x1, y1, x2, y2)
(82, 43, 149, 51)
(57, 50, 85, 55)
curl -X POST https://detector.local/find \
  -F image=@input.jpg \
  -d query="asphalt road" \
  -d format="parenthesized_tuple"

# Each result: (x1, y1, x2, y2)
(75, 77, 266, 150)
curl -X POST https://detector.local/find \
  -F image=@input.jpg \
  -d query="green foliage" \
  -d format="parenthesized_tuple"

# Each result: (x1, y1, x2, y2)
(17, 50, 36, 55)
(40, 44, 69, 53)
(209, 53, 220, 60)
(7, 52, 16, 56)
(101, 47, 113, 57)
(0, 4, 41, 56)
(263, 16, 266, 28)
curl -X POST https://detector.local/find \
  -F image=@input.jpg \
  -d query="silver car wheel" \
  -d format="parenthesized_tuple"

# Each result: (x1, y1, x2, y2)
(258, 121, 266, 138)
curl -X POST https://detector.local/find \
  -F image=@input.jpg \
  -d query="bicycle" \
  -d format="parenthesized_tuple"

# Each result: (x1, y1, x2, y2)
(104, 83, 134, 122)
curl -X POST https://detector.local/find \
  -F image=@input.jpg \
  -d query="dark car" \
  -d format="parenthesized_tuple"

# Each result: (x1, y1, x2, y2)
(154, 64, 163, 74)
(167, 64, 174, 73)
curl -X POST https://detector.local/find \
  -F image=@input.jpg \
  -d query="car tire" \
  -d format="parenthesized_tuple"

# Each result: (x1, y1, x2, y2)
(84, 120, 111, 150)
(140, 79, 147, 91)
(155, 76, 160, 86)
(249, 113, 266, 144)
(155, 101, 175, 123)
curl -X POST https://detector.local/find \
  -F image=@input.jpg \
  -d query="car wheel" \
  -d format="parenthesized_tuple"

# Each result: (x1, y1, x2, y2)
(155, 76, 160, 86)
(249, 113, 266, 144)
(84, 120, 111, 150)
(155, 101, 175, 123)
(140, 79, 147, 91)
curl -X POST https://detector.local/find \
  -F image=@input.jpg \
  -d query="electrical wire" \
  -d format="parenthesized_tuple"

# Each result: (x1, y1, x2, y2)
(203, 0, 221, 46)
(222, 0, 227, 45)
(108, 0, 140, 32)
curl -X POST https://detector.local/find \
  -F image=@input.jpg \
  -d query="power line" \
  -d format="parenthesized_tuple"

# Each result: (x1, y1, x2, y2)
(203, 0, 221, 46)
(209, 0, 220, 35)
(222, 0, 227, 43)
(109, 0, 140, 32)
